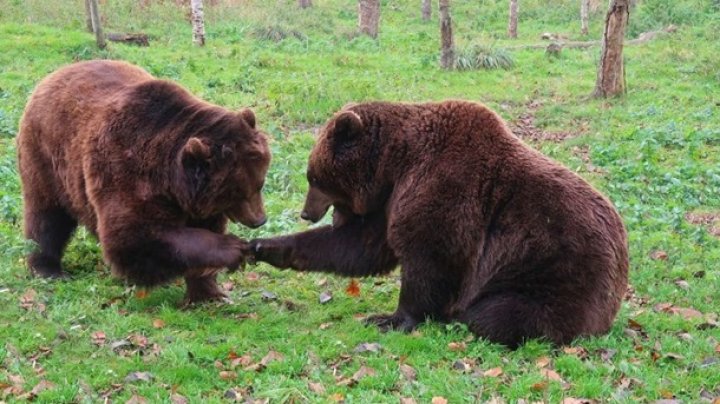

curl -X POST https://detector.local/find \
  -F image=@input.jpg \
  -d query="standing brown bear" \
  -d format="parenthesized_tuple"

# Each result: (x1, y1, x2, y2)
(17, 60, 271, 304)
(251, 101, 628, 348)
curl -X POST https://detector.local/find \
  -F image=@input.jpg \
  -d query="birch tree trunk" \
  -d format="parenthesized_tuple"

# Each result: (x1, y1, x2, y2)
(422, 0, 431, 21)
(191, 0, 206, 46)
(593, 0, 630, 97)
(439, 0, 454, 69)
(580, 0, 590, 35)
(508, 0, 518, 38)
(88, 0, 106, 49)
(358, 0, 380, 38)
(298, 0, 312, 9)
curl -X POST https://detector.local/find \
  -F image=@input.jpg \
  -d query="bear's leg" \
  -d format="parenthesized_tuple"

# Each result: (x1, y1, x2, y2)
(251, 211, 398, 276)
(365, 258, 461, 332)
(181, 215, 230, 304)
(183, 271, 228, 305)
(24, 206, 77, 278)
(459, 293, 571, 348)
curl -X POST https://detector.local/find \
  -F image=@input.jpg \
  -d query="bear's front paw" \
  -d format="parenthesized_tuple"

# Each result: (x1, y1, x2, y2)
(220, 234, 250, 271)
(249, 238, 294, 269)
(364, 311, 420, 333)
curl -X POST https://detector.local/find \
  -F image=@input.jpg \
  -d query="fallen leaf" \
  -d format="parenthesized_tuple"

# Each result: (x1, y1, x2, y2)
(431, 397, 448, 404)
(135, 289, 148, 299)
(91, 331, 106, 346)
(664, 352, 685, 361)
(400, 398, 417, 404)
(354, 342, 382, 354)
(308, 382, 325, 394)
(483, 367, 503, 378)
(659, 389, 675, 399)
(260, 350, 284, 366)
(352, 365, 376, 380)
(452, 359, 470, 372)
(170, 393, 189, 404)
(562, 399, 597, 404)
(124, 372, 154, 383)
(448, 341, 467, 351)
(715, 343, 720, 354)
(316, 278, 328, 287)
(319, 322, 333, 330)
(229, 354, 253, 369)
(219, 371, 237, 380)
(563, 346, 589, 359)
(669, 307, 703, 320)
(152, 319, 165, 329)
(345, 279, 361, 297)
(319, 291, 333, 304)
(19, 289, 37, 310)
(541, 368, 563, 382)
(654, 302, 674, 312)
(531, 381, 548, 391)
(261, 290, 277, 301)
(221, 281, 234, 291)
(649, 250, 668, 260)
(674, 279, 690, 290)
(245, 272, 260, 282)
(535, 356, 551, 368)
(627, 318, 644, 330)
(598, 348, 617, 362)
(328, 393, 344, 402)
(125, 394, 148, 404)
(399, 364, 417, 381)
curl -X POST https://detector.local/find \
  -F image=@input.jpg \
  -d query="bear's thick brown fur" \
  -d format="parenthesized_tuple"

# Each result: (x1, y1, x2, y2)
(17, 60, 270, 303)
(252, 101, 628, 347)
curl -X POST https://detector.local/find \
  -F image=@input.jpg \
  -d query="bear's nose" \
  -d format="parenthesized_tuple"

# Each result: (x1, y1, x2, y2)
(300, 210, 311, 221)
(249, 215, 267, 228)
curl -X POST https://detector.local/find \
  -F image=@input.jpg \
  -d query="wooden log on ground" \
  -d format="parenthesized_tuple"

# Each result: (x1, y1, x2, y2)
(106, 33, 150, 46)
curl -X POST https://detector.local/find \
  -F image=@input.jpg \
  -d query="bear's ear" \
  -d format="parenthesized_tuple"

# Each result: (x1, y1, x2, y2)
(239, 108, 256, 129)
(182, 137, 211, 162)
(331, 111, 363, 143)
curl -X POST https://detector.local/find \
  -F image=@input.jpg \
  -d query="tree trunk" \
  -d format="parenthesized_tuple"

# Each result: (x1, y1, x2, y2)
(422, 0, 431, 21)
(580, 0, 590, 35)
(298, 0, 312, 9)
(84, 0, 94, 32)
(358, 0, 380, 39)
(508, 0, 518, 38)
(593, 0, 630, 98)
(87, 0, 106, 49)
(439, 0, 454, 69)
(190, 0, 205, 46)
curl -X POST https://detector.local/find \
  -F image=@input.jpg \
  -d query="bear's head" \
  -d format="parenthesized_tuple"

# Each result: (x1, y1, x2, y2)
(178, 108, 270, 228)
(301, 107, 390, 224)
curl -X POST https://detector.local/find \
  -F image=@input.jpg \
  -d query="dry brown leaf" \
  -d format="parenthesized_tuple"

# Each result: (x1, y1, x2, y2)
(260, 350, 284, 366)
(126, 394, 149, 404)
(170, 393, 189, 404)
(245, 272, 260, 281)
(152, 319, 165, 329)
(563, 346, 589, 359)
(135, 289, 149, 299)
(431, 397, 448, 404)
(535, 356, 550, 368)
(399, 364, 417, 381)
(448, 341, 466, 351)
(483, 367, 503, 378)
(328, 393, 344, 402)
(531, 381, 548, 391)
(218, 371, 237, 380)
(659, 389, 675, 399)
(649, 250, 668, 260)
(308, 382, 325, 394)
(345, 279, 360, 297)
(562, 399, 597, 404)
(668, 307, 703, 320)
(91, 331, 106, 346)
(352, 365, 376, 380)
(541, 368, 563, 382)
(319, 322, 333, 330)
(230, 354, 253, 369)
(400, 398, 417, 404)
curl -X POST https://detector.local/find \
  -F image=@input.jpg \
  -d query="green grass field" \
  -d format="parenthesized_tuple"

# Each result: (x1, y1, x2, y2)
(1, 0, 719, 402)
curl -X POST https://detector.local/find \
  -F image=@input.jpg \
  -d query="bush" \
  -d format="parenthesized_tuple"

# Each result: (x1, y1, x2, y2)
(455, 45, 515, 70)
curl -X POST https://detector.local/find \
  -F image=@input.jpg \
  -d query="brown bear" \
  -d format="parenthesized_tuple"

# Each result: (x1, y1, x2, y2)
(17, 60, 271, 303)
(251, 101, 628, 348)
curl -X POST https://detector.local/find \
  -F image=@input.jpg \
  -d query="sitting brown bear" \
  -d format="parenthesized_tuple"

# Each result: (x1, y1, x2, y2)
(251, 101, 628, 348)
(17, 60, 270, 303)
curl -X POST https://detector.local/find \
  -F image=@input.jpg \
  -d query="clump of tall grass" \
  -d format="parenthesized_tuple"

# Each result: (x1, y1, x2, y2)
(455, 45, 515, 70)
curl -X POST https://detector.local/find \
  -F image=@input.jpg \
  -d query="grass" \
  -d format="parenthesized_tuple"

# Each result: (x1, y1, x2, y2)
(1, 0, 719, 402)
